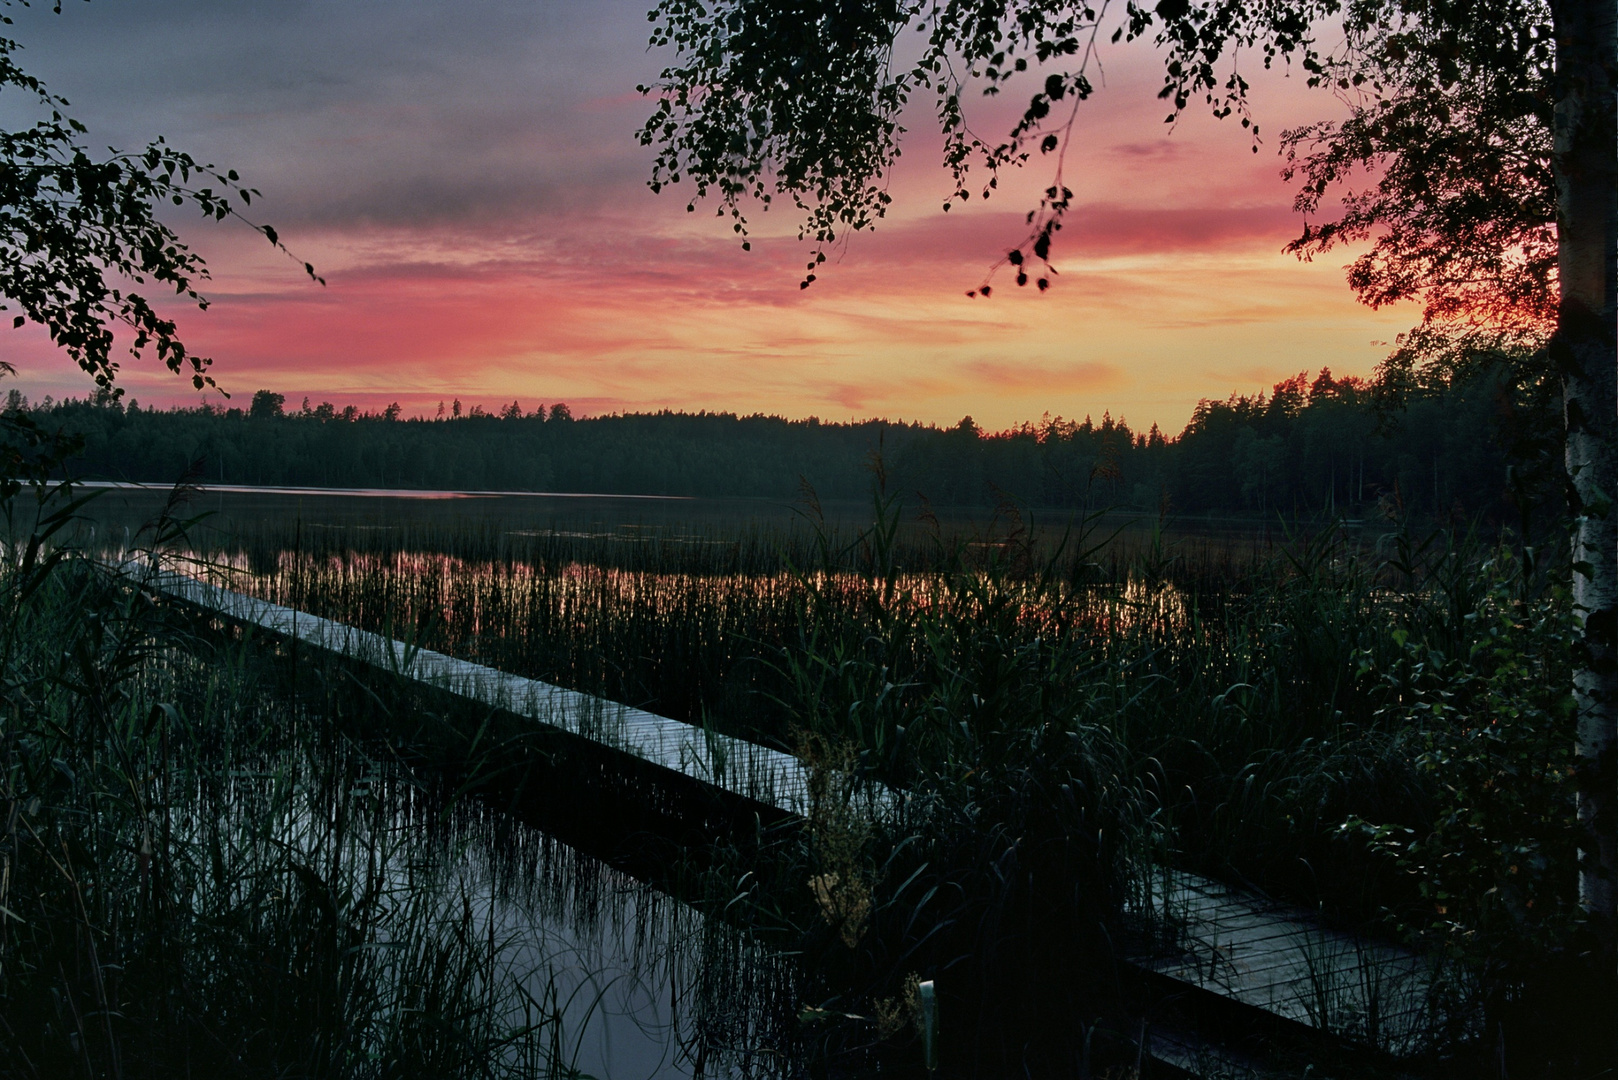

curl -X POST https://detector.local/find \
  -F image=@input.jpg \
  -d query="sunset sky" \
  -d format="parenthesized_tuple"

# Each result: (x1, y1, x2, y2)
(0, 1, 1418, 434)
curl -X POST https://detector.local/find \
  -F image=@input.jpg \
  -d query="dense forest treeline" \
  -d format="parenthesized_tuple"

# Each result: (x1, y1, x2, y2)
(4, 355, 1559, 523)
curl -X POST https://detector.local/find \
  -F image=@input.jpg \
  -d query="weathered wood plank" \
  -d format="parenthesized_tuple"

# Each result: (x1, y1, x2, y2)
(1129, 869, 1450, 1055)
(135, 563, 819, 816)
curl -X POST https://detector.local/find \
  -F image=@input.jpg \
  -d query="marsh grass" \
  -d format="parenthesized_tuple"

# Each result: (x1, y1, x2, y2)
(87, 486, 1588, 1074)
(207, 502, 1447, 915)
(194, 505, 1268, 751)
(1, 488, 805, 1079)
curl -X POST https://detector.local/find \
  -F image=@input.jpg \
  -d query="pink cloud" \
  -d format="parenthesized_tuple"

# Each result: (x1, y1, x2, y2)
(0, 6, 1412, 436)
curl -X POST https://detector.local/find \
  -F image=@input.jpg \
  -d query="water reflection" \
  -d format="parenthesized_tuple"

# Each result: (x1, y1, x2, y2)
(78, 480, 692, 502)
(203, 547, 1191, 647)
(73, 479, 1251, 550)
(197, 737, 797, 1078)
(459, 811, 796, 1078)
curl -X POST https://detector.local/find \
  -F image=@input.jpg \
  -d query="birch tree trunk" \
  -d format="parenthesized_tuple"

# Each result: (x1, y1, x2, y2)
(1552, 0, 1618, 968)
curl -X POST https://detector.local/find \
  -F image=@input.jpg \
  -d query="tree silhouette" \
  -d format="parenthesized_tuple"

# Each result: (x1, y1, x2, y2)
(638, 0, 1617, 981)
(0, 3, 315, 396)
(25, 376, 1541, 515)
(249, 390, 285, 420)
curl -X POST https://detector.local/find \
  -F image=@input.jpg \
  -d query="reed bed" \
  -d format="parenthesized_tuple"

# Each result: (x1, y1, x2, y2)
(60, 488, 1592, 1074)
(204, 511, 1264, 749)
(0, 521, 801, 1078)
(194, 516, 1490, 881)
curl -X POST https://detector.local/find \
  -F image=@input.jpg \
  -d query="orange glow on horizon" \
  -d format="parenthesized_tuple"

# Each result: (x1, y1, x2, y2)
(0, 11, 1420, 437)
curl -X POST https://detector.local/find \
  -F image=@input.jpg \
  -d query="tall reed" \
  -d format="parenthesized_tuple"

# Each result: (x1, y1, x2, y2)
(166, 495, 1585, 1073)
(1, 492, 800, 1078)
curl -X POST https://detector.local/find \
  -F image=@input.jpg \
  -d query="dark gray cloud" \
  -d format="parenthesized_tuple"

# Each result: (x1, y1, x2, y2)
(2, 0, 663, 227)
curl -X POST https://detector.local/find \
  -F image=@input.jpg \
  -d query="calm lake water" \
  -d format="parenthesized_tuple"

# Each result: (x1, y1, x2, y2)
(188, 734, 797, 1079)
(429, 807, 797, 1079)
(66, 479, 1291, 557)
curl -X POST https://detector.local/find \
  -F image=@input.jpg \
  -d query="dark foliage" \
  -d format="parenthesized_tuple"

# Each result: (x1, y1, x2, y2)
(11, 352, 1560, 527)
(0, 8, 313, 393)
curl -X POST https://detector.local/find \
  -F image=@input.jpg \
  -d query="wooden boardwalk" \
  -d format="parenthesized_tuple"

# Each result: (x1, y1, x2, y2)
(1132, 869, 1453, 1064)
(135, 562, 816, 816)
(136, 560, 1453, 1070)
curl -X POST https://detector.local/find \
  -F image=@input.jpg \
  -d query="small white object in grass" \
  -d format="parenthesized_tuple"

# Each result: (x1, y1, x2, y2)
(917, 978, 937, 1073)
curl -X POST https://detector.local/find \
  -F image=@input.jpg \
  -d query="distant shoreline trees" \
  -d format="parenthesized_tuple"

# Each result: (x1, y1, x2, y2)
(3, 356, 1557, 527)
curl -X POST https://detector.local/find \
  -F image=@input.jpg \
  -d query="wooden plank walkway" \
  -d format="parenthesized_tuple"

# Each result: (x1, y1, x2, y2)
(133, 560, 1454, 1068)
(1130, 869, 1451, 1061)
(132, 562, 816, 816)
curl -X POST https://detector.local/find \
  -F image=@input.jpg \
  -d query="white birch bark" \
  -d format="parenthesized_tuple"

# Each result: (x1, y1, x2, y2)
(1552, 0, 1618, 964)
